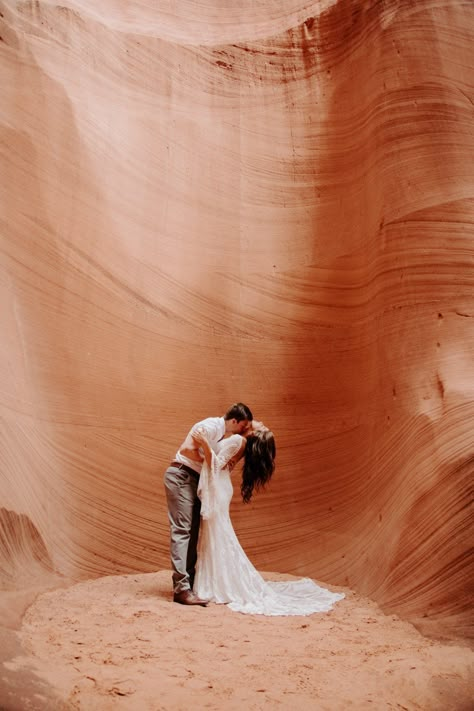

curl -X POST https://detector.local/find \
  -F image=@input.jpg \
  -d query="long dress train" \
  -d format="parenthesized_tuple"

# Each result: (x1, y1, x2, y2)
(194, 435, 344, 616)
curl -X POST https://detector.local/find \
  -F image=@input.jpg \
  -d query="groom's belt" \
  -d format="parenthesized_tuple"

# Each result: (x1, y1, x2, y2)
(170, 461, 200, 479)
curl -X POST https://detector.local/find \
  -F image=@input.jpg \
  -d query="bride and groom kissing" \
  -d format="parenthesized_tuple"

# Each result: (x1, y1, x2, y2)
(163, 403, 344, 616)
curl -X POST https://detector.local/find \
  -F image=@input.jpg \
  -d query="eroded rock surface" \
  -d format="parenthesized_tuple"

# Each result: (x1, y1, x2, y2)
(1, 0, 473, 643)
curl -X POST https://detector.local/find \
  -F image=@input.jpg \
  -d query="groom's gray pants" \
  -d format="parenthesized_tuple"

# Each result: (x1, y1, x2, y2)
(164, 462, 201, 594)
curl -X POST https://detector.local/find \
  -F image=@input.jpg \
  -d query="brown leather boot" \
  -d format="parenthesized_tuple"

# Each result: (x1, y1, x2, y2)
(173, 590, 209, 606)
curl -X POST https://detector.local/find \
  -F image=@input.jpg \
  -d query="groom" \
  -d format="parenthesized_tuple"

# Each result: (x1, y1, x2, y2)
(164, 403, 253, 606)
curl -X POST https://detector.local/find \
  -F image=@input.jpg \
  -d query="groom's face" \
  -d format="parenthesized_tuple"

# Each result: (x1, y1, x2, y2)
(230, 418, 250, 434)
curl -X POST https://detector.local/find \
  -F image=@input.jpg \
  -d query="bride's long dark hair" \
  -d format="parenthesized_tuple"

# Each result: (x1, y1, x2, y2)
(241, 430, 276, 503)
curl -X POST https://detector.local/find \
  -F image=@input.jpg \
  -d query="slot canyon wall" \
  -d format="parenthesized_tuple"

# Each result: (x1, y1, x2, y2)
(1, 0, 473, 643)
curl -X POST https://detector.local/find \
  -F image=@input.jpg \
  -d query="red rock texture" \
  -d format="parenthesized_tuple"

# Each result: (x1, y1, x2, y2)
(1, 0, 473, 645)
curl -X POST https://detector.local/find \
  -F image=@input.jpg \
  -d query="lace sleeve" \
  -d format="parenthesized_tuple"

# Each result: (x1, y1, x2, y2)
(215, 435, 245, 470)
(197, 436, 244, 519)
(197, 452, 219, 520)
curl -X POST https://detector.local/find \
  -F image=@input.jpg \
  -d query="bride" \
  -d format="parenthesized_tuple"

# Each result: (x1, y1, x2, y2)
(193, 424, 344, 616)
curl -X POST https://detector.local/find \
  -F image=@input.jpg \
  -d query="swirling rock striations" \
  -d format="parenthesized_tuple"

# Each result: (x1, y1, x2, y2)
(0, 0, 473, 642)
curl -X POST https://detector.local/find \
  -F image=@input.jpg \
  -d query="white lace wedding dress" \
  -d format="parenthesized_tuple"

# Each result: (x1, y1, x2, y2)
(194, 435, 344, 616)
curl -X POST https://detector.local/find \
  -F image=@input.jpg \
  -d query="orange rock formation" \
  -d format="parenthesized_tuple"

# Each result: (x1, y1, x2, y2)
(1, 0, 473, 644)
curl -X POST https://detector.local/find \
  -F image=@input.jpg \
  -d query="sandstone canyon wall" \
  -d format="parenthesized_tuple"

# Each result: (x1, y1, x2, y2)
(1, 0, 473, 642)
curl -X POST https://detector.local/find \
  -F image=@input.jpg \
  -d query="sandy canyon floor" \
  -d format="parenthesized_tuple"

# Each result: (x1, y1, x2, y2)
(1, 571, 472, 710)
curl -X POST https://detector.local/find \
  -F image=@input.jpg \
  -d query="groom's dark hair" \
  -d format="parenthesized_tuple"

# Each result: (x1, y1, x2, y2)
(224, 403, 253, 422)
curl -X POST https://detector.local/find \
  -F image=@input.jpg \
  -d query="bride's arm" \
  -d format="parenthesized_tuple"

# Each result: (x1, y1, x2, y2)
(193, 429, 213, 467)
(194, 431, 245, 470)
(217, 436, 246, 471)
(194, 429, 215, 520)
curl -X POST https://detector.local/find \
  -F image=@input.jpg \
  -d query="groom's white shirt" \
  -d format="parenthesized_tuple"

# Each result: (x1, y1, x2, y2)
(174, 416, 225, 474)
